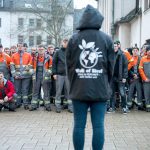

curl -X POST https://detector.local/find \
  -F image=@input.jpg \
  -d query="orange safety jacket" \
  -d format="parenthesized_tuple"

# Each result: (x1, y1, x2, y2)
(10, 52, 32, 78)
(139, 56, 150, 81)
(128, 55, 140, 71)
(0, 53, 12, 79)
(123, 50, 134, 70)
(30, 54, 53, 80)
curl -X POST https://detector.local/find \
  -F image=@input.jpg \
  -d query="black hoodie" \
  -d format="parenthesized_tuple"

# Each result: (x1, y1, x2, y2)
(66, 5, 115, 102)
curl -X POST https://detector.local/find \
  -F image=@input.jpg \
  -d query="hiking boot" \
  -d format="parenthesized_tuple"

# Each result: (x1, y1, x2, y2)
(146, 108, 150, 112)
(107, 108, 115, 113)
(45, 107, 51, 111)
(56, 107, 61, 113)
(122, 108, 127, 114)
(29, 107, 37, 111)
(24, 105, 29, 110)
(68, 108, 73, 113)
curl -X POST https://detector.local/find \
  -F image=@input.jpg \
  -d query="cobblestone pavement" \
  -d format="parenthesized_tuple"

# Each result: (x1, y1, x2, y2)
(0, 106, 150, 150)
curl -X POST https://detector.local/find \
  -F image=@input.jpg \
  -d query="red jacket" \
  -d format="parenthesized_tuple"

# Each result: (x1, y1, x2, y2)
(0, 79, 16, 102)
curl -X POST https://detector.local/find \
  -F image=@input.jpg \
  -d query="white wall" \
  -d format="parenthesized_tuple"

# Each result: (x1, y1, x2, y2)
(141, 9, 150, 45)
(130, 17, 141, 48)
(114, 0, 136, 22)
(97, 0, 112, 35)
(118, 23, 131, 49)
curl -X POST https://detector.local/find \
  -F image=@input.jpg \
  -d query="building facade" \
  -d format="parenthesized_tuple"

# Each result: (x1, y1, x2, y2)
(97, 0, 150, 49)
(0, 0, 73, 47)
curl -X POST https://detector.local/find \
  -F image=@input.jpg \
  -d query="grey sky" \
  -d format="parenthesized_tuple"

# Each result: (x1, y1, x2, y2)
(74, 0, 97, 9)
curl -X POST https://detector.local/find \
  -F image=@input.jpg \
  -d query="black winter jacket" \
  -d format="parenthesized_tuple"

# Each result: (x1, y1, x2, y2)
(113, 50, 128, 82)
(52, 48, 66, 75)
(66, 5, 115, 102)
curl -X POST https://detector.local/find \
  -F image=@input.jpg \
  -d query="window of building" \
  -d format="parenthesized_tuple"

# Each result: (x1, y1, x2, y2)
(0, 18, 1, 27)
(18, 35, 24, 44)
(0, 0, 4, 7)
(36, 19, 42, 28)
(36, 36, 42, 45)
(18, 18, 24, 28)
(29, 36, 34, 46)
(29, 19, 34, 27)
(144, 0, 150, 11)
(9, 0, 14, 8)
(47, 36, 52, 45)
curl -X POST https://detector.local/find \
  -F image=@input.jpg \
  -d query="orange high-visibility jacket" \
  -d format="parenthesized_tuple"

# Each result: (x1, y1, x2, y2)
(139, 56, 150, 81)
(10, 52, 32, 78)
(0, 53, 12, 68)
(123, 50, 134, 70)
(128, 56, 140, 71)
(30, 54, 53, 80)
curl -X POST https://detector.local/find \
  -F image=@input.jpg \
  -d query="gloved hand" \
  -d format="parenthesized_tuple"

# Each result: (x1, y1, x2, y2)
(4, 96, 9, 102)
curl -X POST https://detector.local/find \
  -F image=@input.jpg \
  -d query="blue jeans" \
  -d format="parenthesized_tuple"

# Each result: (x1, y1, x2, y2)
(72, 100, 106, 150)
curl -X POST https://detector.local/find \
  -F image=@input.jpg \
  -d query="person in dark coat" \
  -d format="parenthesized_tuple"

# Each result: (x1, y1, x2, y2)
(52, 39, 73, 113)
(66, 5, 115, 150)
(108, 42, 128, 114)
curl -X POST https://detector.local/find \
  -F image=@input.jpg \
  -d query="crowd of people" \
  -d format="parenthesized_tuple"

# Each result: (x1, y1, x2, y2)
(107, 40, 150, 114)
(0, 39, 73, 113)
(0, 38, 150, 114)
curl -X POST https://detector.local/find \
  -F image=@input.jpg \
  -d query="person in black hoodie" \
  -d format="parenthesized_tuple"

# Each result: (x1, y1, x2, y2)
(66, 5, 115, 150)
(52, 39, 73, 113)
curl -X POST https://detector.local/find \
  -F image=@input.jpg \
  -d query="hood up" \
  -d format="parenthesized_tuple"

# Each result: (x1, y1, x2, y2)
(76, 5, 104, 30)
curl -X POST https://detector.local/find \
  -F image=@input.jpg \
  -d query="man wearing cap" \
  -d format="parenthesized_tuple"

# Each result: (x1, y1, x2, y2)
(108, 42, 128, 114)
(139, 45, 150, 112)
(10, 43, 32, 109)
(0, 44, 12, 80)
(116, 41, 133, 69)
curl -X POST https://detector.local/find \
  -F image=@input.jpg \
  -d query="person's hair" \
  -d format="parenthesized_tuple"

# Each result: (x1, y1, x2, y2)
(63, 38, 68, 42)
(10, 45, 17, 49)
(4, 47, 9, 51)
(132, 47, 139, 51)
(0, 72, 4, 75)
(23, 43, 28, 48)
(17, 43, 23, 47)
(48, 45, 54, 48)
(114, 42, 118, 45)
(115, 40, 120, 45)
(38, 44, 44, 48)
(146, 45, 150, 52)
(127, 48, 133, 55)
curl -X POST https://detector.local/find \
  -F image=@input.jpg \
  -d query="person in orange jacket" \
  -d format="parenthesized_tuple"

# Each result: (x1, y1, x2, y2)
(127, 47, 142, 108)
(0, 44, 12, 80)
(139, 45, 150, 112)
(10, 46, 17, 56)
(4, 47, 11, 56)
(10, 43, 32, 109)
(29, 45, 53, 111)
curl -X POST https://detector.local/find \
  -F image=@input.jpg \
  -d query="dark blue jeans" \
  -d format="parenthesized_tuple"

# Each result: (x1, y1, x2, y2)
(72, 100, 106, 150)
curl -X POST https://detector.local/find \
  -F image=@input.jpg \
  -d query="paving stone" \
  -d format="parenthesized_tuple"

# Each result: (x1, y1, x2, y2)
(0, 109, 150, 150)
